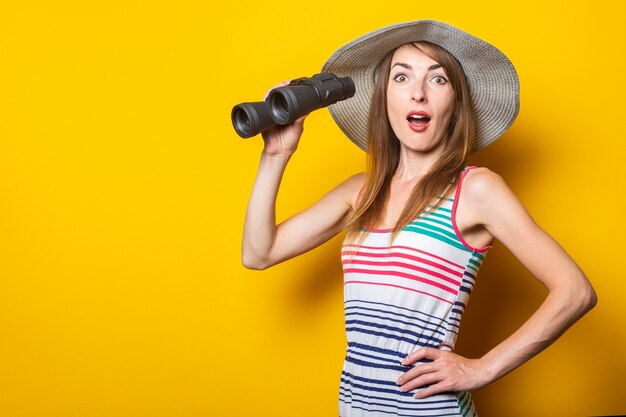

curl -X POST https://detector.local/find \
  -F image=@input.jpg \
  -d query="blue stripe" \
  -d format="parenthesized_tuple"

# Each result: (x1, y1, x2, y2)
(339, 389, 457, 407)
(345, 319, 436, 341)
(345, 355, 409, 372)
(345, 304, 447, 328)
(347, 342, 406, 360)
(345, 299, 448, 323)
(346, 343, 433, 367)
(341, 371, 456, 403)
(345, 309, 447, 336)
(341, 371, 407, 390)
(339, 385, 464, 416)
(348, 349, 404, 366)
(346, 327, 419, 345)
(339, 401, 463, 417)
(340, 393, 461, 413)
(462, 278, 475, 287)
(346, 326, 444, 346)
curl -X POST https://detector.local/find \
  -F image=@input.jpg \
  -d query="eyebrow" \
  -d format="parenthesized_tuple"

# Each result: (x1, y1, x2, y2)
(391, 62, 442, 71)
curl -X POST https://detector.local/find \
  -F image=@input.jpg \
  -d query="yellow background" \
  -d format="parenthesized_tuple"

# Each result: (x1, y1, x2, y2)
(1, 1, 624, 416)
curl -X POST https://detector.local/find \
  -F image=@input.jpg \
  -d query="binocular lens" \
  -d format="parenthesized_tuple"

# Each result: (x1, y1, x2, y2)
(232, 107, 251, 138)
(269, 91, 292, 125)
(231, 102, 275, 138)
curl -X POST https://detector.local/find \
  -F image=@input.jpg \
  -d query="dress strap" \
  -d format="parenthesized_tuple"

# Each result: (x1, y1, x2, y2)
(451, 166, 491, 252)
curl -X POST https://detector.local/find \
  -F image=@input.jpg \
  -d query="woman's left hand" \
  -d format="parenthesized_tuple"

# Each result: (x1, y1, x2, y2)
(396, 347, 489, 399)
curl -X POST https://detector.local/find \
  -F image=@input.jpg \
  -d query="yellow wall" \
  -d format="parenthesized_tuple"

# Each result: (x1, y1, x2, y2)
(1, 1, 624, 416)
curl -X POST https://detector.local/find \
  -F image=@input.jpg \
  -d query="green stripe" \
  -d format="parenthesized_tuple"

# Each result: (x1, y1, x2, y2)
(471, 252, 485, 261)
(467, 394, 477, 417)
(404, 225, 472, 252)
(468, 257, 482, 268)
(419, 211, 451, 222)
(413, 217, 455, 232)
(458, 392, 470, 416)
(408, 221, 459, 241)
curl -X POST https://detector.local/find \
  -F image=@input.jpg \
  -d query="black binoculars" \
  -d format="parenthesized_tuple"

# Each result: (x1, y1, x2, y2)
(231, 72, 355, 138)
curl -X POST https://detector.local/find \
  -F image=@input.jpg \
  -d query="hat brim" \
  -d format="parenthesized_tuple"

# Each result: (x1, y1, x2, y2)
(322, 20, 520, 153)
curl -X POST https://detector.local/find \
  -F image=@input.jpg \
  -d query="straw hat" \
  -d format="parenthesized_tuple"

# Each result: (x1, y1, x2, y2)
(322, 20, 520, 153)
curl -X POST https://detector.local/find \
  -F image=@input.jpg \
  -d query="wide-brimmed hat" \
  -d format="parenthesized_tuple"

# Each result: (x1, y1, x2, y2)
(322, 20, 520, 153)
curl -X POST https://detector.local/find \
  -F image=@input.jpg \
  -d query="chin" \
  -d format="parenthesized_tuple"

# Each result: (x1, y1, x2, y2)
(398, 136, 445, 154)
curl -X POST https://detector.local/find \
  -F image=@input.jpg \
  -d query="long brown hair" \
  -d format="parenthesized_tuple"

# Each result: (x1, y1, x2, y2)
(345, 41, 476, 243)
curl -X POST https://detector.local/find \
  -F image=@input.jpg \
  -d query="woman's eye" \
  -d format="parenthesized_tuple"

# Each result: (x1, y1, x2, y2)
(393, 74, 408, 82)
(432, 76, 448, 85)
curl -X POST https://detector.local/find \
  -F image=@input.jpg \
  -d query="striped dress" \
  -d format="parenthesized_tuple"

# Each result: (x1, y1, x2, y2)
(339, 167, 489, 417)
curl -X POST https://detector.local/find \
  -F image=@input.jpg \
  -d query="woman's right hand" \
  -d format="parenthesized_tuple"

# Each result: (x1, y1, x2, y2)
(260, 81, 307, 156)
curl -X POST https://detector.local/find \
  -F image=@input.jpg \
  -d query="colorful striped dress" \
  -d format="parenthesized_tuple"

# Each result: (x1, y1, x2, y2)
(339, 167, 489, 417)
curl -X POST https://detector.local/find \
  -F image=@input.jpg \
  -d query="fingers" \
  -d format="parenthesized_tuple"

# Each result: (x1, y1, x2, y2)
(397, 348, 458, 398)
(262, 80, 290, 100)
(399, 370, 441, 393)
(293, 114, 308, 127)
(396, 350, 483, 400)
(396, 363, 451, 399)
(413, 382, 448, 399)
(402, 347, 440, 365)
(396, 362, 436, 385)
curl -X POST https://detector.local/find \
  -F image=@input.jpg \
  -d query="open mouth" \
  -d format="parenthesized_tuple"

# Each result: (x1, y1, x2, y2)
(407, 114, 431, 127)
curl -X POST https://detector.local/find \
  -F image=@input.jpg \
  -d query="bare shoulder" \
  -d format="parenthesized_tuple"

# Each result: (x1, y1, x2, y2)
(343, 171, 367, 187)
(462, 167, 518, 208)
(338, 172, 367, 209)
(462, 167, 508, 198)
(458, 167, 522, 226)
(461, 167, 533, 234)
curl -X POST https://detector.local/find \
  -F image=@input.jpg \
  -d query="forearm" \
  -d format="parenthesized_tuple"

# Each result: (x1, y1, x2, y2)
(398, 281, 596, 398)
(478, 278, 597, 384)
(241, 151, 292, 269)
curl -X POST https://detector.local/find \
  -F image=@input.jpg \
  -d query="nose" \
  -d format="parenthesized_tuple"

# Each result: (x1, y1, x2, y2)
(411, 82, 427, 103)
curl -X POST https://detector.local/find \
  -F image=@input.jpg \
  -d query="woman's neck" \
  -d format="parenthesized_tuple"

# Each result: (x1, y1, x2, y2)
(394, 146, 443, 182)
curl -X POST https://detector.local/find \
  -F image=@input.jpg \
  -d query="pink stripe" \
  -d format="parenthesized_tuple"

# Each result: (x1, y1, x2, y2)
(341, 249, 463, 278)
(343, 244, 464, 269)
(342, 259, 462, 286)
(344, 280, 454, 305)
(344, 268, 458, 295)
(451, 167, 491, 253)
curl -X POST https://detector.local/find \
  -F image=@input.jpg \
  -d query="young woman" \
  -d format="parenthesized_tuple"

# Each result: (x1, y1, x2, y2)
(241, 20, 596, 417)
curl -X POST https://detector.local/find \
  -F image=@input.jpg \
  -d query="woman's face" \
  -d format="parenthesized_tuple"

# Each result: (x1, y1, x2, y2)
(386, 44, 455, 154)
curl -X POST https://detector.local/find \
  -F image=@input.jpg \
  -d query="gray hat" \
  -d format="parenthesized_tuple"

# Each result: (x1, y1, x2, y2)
(322, 20, 520, 153)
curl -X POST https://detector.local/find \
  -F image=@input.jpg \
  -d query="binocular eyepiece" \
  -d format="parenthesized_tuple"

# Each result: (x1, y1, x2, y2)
(231, 72, 355, 138)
